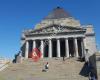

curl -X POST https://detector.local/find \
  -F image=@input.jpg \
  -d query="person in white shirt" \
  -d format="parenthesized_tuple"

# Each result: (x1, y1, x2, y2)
(45, 62, 49, 69)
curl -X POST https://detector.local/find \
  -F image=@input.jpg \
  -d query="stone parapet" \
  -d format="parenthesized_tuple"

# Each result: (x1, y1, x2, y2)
(83, 24, 95, 34)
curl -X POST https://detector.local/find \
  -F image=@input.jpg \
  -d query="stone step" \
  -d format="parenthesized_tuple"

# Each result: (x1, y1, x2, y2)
(0, 58, 88, 80)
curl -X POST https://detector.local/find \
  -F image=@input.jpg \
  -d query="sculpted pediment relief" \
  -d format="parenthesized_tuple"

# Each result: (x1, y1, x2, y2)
(25, 25, 85, 35)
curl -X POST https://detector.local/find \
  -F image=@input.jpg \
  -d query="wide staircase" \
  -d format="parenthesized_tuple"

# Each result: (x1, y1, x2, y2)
(0, 58, 89, 80)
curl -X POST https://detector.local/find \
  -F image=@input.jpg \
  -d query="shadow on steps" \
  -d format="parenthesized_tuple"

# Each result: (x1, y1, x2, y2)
(79, 54, 98, 79)
(79, 62, 89, 77)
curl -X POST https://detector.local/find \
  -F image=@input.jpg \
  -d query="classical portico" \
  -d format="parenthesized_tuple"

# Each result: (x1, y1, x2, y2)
(24, 36, 85, 59)
(21, 7, 97, 59)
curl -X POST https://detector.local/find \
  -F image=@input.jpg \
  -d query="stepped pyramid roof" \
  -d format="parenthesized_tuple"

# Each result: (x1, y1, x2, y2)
(44, 7, 71, 19)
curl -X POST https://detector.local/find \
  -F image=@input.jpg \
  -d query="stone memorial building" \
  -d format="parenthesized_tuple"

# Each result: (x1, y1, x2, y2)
(21, 7, 97, 59)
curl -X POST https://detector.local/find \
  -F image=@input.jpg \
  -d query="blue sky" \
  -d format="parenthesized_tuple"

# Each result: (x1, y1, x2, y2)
(0, 0, 100, 59)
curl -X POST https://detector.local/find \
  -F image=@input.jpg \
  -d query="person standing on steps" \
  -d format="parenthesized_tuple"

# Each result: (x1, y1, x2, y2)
(62, 55, 65, 61)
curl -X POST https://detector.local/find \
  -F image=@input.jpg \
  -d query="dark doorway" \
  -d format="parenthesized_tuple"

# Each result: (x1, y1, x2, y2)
(52, 39, 57, 57)
(68, 38, 75, 57)
(28, 40, 33, 58)
(60, 39, 65, 57)
(36, 40, 41, 50)
(44, 40, 48, 57)
(77, 38, 82, 58)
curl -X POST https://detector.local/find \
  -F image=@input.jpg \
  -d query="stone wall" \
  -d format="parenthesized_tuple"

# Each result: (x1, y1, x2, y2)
(84, 25, 97, 56)
(35, 18, 81, 29)
(96, 52, 100, 79)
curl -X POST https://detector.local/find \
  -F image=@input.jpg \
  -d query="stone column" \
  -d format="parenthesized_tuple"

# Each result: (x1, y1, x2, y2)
(83, 38, 87, 61)
(49, 39, 52, 58)
(74, 38, 79, 57)
(81, 38, 85, 58)
(65, 38, 69, 58)
(41, 40, 44, 58)
(57, 39, 60, 57)
(25, 41, 29, 59)
(33, 40, 36, 49)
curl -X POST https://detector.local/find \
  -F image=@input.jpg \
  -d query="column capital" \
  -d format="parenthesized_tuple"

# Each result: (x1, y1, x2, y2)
(25, 40, 29, 42)
(32, 39, 37, 41)
(40, 39, 44, 41)
(65, 38, 69, 39)
(56, 38, 60, 40)
(48, 38, 52, 40)
(74, 37, 78, 39)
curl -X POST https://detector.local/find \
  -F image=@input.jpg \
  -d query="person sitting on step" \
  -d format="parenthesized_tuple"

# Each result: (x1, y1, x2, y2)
(42, 62, 49, 72)
(45, 62, 49, 69)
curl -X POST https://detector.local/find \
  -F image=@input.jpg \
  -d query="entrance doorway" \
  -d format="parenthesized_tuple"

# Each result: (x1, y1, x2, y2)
(68, 38, 75, 57)
(44, 40, 48, 57)
(77, 38, 82, 58)
(60, 39, 65, 57)
(52, 39, 57, 57)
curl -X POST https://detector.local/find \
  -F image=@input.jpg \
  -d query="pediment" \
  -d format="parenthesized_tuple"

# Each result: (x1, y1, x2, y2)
(25, 25, 85, 35)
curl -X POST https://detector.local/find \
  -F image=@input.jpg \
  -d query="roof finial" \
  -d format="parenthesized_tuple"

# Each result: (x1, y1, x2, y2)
(57, 6, 61, 9)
